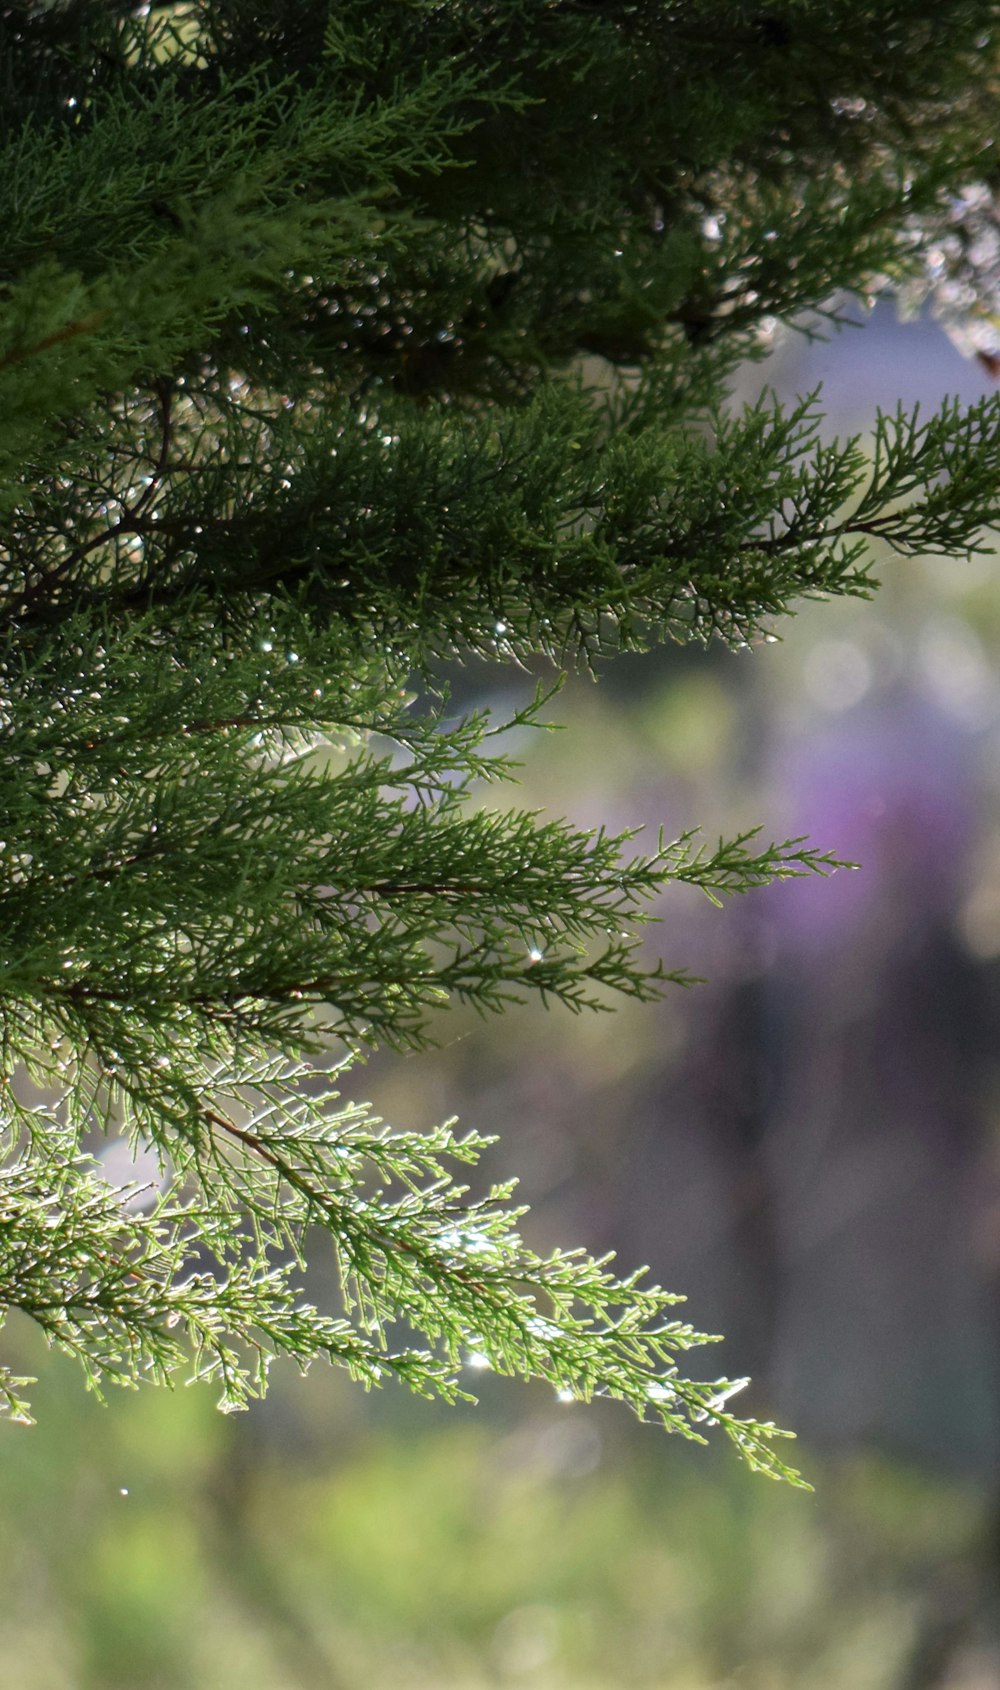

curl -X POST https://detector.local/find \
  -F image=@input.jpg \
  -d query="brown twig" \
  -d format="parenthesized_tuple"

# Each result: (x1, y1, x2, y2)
(0, 311, 110, 373)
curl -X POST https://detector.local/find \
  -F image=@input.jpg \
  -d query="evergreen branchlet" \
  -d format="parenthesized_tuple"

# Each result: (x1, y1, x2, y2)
(1, 0, 998, 1484)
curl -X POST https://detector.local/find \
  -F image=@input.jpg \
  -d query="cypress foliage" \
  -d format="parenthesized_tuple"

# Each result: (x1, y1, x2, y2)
(1, 0, 998, 1483)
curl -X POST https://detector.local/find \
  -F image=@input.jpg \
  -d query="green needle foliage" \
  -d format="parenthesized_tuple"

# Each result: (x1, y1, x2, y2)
(1, 0, 998, 1484)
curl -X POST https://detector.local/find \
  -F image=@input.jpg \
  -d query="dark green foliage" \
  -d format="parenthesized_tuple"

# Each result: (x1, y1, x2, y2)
(0, 0, 997, 1481)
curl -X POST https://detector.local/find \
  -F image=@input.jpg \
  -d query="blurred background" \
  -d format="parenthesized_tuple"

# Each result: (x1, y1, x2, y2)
(3, 303, 1000, 1689)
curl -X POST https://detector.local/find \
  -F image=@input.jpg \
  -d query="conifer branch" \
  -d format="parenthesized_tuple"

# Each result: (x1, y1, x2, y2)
(0, 0, 995, 1483)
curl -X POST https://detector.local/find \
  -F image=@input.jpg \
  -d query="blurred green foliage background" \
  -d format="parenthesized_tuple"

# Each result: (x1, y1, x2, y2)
(1, 1345, 993, 1690)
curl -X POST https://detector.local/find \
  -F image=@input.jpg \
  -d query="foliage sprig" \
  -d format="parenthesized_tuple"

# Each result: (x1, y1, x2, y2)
(1, 0, 998, 1480)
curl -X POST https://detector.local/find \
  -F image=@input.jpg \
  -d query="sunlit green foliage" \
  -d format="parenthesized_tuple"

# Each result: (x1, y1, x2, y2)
(0, 1354, 990, 1690)
(1, 0, 998, 1479)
